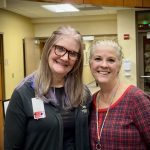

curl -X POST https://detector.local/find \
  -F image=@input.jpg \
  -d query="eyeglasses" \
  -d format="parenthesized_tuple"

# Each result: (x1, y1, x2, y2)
(53, 45, 80, 61)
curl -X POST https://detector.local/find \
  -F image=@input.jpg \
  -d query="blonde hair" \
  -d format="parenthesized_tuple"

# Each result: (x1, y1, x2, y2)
(34, 26, 85, 107)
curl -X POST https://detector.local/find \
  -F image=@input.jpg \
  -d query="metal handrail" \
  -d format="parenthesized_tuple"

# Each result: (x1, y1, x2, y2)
(140, 76, 150, 78)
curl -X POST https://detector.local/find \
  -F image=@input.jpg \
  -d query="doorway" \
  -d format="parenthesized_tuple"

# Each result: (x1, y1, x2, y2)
(137, 32, 150, 94)
(136, 10, 150, 94)
(23, 38, 46, 77)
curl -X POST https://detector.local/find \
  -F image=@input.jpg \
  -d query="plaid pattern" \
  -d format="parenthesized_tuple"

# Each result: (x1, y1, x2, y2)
(90, 85, 150, 150)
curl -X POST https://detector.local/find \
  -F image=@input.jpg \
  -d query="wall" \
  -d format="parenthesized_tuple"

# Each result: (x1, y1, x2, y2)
(33, 14, 117, 37)
(33, 14, 117, 84)
(0, 9, 137, 95)
(0, 9, 34, 149)
(0, 7, 138, 150)
(0, 9, 34, 99)
(117, 9, 137, 85)
(33, 11, 137, 85)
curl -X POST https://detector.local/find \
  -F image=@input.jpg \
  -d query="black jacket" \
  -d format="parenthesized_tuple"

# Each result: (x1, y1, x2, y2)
(4, 81, 92, 150)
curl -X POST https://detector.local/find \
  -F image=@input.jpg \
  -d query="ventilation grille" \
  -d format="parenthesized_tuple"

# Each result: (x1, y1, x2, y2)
(77, 4, 102, 11)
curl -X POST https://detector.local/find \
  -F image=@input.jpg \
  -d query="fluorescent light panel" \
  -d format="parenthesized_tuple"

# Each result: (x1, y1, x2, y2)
(83, 36, 94, 41)
(42, 4, 79, 13)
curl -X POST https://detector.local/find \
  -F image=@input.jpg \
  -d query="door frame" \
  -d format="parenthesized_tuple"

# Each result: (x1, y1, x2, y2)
(0, 33, 5, 150)
(137, 32, 146, 90)
(136, 10, 150, 93)
(0, 33, 5, 101)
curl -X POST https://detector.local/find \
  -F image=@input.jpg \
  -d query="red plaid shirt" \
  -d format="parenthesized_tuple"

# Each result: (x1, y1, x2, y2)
(89, 85, 150, 150)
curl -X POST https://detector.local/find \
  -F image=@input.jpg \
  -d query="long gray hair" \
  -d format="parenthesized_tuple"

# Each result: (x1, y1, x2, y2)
(34, 26, 85, 107)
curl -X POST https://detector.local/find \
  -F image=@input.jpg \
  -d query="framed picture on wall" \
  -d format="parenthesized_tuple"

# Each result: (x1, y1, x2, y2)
(83, 40, 93, 66)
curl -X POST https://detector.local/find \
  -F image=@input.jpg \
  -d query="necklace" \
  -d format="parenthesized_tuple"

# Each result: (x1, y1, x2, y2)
(95, 81, 120, 150)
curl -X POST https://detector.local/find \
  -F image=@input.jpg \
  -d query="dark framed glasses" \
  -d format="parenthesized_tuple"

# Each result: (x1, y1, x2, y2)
(53, 45, 80, 61)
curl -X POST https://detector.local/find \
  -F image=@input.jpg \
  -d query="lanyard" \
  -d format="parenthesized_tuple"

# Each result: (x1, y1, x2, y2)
(95, 80, 120, 150)
(96, 93, 113, 150)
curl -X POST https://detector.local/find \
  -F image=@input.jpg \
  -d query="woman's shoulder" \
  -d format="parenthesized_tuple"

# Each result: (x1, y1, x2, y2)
(126, 85, 148, 96)
(124, 85, 150, 105)
(117, 83, 142, 98)
(14, 73, 35, 98)
(15, 73, 35, 90)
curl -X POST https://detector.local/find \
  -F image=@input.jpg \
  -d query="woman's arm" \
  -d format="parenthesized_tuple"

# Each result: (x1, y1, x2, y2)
(4, 90, 27, 150)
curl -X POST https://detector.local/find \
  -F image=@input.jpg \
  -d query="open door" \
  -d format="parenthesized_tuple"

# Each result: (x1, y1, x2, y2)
(23, 38, 42, 76)
(138, 32, 150, 94)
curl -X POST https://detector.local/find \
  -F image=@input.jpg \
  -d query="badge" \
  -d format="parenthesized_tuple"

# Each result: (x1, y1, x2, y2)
(32, 98, 46, 120)
(81, 105, 87, 113)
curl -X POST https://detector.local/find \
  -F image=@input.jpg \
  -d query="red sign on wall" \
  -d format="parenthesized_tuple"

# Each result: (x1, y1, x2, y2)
(124, 34, 130, 40)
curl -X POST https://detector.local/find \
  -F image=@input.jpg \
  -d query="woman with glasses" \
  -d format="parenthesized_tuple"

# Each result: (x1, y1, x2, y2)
(4, 26, 92, 150)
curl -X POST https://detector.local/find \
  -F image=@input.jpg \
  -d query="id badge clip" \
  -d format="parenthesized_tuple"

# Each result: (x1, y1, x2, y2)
(32, 98, 46, 120)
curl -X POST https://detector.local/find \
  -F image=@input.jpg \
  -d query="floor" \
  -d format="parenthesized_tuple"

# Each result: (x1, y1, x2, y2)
(87, 81, 100, 94)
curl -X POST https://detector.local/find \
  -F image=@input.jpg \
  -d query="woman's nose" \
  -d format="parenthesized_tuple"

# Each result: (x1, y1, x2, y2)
(61, 52, 69, 60)
(100, 60, 108, 67)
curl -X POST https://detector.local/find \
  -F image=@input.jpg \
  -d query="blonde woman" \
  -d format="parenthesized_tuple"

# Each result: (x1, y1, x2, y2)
(89, 39, 150, 149)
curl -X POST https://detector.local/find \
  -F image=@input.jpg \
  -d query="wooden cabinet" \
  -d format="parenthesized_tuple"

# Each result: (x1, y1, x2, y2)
(62, 0, 83, 4)
(143, 0, 150, 7)
(124, 0, 142, 7)
(33, 0, 61, 2)
(84, 0, 150, 7)
(84, 0, 123, 6)
(32, 0, 83, 3)
(30, 0, 150, 7)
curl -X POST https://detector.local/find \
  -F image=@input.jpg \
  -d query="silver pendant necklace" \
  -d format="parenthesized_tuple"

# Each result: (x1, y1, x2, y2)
(95, 80, 120, 150)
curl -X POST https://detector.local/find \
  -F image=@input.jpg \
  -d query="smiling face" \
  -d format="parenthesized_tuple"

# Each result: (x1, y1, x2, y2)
(48, 36, 80, 78)
(89, 45, 121, 85)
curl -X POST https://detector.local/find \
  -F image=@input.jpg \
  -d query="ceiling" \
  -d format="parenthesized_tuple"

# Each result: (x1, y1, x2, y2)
(1, 0, 150, 23)
(1, 0, 133, 18)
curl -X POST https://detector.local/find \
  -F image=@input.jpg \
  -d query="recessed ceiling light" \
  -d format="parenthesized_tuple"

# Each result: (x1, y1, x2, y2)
(42, 4, 79, 13)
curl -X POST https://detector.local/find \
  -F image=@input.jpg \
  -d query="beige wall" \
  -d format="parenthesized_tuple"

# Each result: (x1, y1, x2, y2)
(0, 8, 139, 150)
(0, 9, 34, 99)
(0, 8, 137, 98)
(117, 9, 137, 86)
(33, 14, 117, 37)
(33, 14, 117, 84)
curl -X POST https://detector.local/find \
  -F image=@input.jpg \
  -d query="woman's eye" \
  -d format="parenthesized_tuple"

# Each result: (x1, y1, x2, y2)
(94, 57, 101, 61)
(59, 47, 64, 51)
(69, 52, 78, 57)
(108, 59, 115, 63)
(58, 47, 65, 52)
